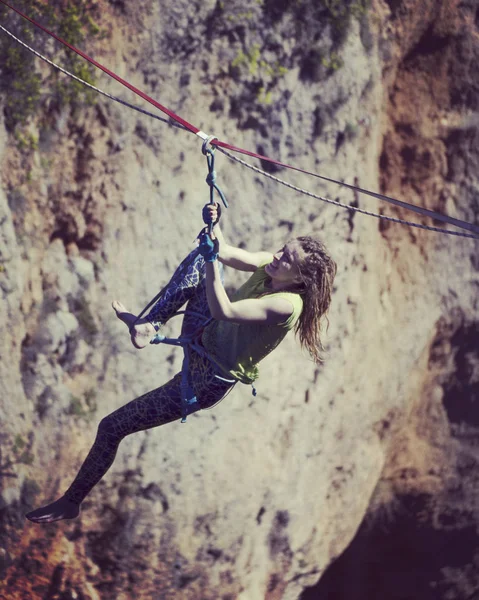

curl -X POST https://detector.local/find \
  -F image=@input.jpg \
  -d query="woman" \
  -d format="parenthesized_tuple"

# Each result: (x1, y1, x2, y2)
(26, 203, 337, 523)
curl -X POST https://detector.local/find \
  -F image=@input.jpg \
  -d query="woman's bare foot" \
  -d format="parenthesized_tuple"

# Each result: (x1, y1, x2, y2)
(25, 496, 80, 523)
(112, 300, 156, 349)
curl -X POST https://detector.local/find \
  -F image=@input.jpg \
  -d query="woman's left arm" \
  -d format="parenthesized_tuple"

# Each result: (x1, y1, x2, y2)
(205, 261, 293, 325)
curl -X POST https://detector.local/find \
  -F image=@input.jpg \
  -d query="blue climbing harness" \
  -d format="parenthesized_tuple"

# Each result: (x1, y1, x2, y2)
(149, 310, 236, 422)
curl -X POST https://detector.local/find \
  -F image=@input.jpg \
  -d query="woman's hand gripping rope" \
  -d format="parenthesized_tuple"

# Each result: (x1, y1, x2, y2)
(197, 202, 221, 262)
(202, 200, 222, 227)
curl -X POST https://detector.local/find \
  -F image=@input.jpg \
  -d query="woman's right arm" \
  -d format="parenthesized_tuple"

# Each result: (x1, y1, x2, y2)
(214, 223, 273, 272)
(206, 203, 273, 272)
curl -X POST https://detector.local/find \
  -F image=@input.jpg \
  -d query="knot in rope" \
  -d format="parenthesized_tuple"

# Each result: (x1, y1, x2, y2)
(201, 141, 229, 234)
(206, 169, 217, 186)
(201, 135, 217, 155)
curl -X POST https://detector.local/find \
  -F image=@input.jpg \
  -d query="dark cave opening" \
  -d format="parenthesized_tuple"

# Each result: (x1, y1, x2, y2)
(300, 493, 479, 600)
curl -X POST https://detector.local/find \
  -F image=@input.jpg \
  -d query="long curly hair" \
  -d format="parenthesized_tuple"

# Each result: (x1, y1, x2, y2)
(292, 236, 337, 364)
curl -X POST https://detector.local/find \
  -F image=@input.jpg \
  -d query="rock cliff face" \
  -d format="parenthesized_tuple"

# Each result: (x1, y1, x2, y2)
(0, 1, 478, 599)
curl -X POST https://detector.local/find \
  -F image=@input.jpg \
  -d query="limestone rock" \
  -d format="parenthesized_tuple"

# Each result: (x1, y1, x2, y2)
(0, 1, 478, 599)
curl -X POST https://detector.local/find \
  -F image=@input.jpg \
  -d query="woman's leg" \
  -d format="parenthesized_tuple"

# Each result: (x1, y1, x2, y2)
(146, 248, 223, 329)
(25, 356, 234, 523)
(26, 373, 186, 523)
(114, 248, 223, 347)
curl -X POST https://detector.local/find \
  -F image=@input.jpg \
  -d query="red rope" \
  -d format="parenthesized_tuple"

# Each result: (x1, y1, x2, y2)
(2, 0, 479, 236)
(0, 0, 201, 135)
(0, 0, 332, 174)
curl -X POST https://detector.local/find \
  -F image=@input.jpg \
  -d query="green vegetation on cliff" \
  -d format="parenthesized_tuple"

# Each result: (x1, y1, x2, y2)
(0, 0, 104, 131)
(197, 0, 371, 131)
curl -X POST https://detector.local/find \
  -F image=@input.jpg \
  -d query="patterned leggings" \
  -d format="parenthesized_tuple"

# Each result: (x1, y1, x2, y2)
(64, 250, 235, 505)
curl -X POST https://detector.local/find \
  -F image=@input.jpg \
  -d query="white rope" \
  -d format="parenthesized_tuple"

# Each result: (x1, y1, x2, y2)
(217, 148, 479, 240)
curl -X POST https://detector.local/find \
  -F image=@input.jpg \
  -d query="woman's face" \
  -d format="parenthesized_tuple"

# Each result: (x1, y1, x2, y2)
(265, 240, 305, 286)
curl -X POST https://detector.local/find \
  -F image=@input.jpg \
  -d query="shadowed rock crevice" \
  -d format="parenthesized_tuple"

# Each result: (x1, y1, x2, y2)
(441, 321, 479, 427)
(403, 22, 452, 63)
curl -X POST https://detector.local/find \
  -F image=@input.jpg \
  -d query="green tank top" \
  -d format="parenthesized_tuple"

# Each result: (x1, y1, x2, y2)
(201, 261, 303, 384)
